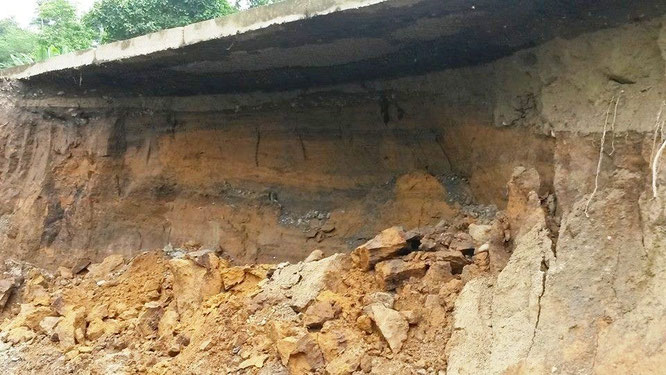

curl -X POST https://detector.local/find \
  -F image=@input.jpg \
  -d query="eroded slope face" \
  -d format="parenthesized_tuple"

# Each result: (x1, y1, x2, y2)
(0, 10, 666, 375)
(0, 78, 554, 268)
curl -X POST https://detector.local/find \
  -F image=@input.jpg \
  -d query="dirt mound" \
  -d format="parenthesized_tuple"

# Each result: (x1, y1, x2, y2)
(0, 170, 528, 374)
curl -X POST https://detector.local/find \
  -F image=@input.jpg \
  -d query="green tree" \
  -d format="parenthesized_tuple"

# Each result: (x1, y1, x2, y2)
(0, 19, 38, 68)
(85, 0, 236, 43)
(34, 0, 94, 55)
(246, 0, 282, 8)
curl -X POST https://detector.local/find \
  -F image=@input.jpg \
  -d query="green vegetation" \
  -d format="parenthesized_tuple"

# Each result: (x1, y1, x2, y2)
(84, 0, 236, 43)
(0, 0, 244, 69)
(0, 19, 38, 69)
(246, 0, 283, 7)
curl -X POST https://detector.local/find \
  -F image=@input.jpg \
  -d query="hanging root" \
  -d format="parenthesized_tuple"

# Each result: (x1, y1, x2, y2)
(650, 101, 666, 199)
(653, 138, 666, 199)
(585, 94, 619, 218)
(609, 91, 621, 155)
(650, 101, 665, 168)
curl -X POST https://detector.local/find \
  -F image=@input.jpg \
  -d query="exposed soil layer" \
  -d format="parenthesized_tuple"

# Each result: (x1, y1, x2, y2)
(0, 11, 666, 375)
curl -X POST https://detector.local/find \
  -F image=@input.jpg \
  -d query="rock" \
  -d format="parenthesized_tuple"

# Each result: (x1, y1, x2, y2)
(421, 262, 454, 293)
(186, 249, 219, 269)
(87, 254, 124, 280)
(167, 343, 181, 357)
(6, 327, 36, 344)
(303, 300, 340, 329)
(364, 303, 409, 352)
(473, 251, 490, 271)
(304, 249, 324, 263)
(71, 258, 92, 275)
(401, 310, 420, 325)
(374, 259, 427, 290)
(276, 333, 325, 374)
(221, 267, 246, 290)
(137, 304, 164, 337)
(439, 279, 464, 300)
(0, 278, 16, 310)
(55, 308, 86, 350)
(362, 292, 395, 309)
(239, 354, 269, 369)
(288, 334, 326, 374)
(39, 316, 62, 337)
(57, 267, 73, 279)
(430, 249, 470, 273)
(158, 309, 179, 338)
(86, 319, 106, 341)
(261, 254, 345, 311)
(351, 227, 408, 270)
(356, 314, 373, 334)
(15, 304, 53, 332)
(468, 224, 493, 245)
(276, 336, 300, 365)
(325, 347, 364, 375)
(169, 258, 221, 313)
(25, 285, 50, 306)
(449, 232, 475, 253)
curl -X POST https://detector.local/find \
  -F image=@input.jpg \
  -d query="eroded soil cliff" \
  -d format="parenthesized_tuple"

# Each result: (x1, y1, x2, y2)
(0, 11, 665, 375)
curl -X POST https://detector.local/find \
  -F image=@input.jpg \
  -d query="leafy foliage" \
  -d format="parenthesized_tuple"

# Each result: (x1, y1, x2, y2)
(34, 0, 94, 52)
(85, 0, 236, 43)
(0, 19, 38, 68)
(246, 0, 283, 8)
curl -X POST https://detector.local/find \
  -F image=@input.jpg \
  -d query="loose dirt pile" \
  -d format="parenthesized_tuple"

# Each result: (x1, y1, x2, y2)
(0, 167, 544, 374)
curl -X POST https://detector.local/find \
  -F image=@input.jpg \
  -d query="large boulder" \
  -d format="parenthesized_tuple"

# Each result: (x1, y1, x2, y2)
(351, 227, 409, 270)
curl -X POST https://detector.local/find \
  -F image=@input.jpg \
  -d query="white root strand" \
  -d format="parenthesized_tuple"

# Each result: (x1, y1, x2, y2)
(653, 137, 666, 199)
(585, 95, 617, 218)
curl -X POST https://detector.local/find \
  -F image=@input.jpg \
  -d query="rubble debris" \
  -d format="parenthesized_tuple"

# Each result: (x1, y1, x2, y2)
(0, 207, 514, 374)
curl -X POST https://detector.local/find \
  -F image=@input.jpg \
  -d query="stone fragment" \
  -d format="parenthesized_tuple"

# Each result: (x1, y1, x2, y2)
(261, 254, 344, 311)
(276, 336, 299, 365)
(158, 309, 179, 338)
(356, 314, 373, 334)
(439, 279, 464, 300)
(137, 304, 164, 337)
(186, 249, 219, 269)
(303, 300, 340, 329)
(239, 354, 269, 369)
(16, 304, 53, 331)
(304, 249, 324, 263)
(57, 267, 73, 279)
(401, 310, 420, 325)
(449, 232, 475, 253)
(169, 258, 221, 313)
(288, 334, 325, 374)
(374, 259, 427, 290)
(71, 258, 92, 275)
(364, 303, 409, 352)
(325, 347, 364, 375)
(87, 254, 124, 279)
(430, 249, 470, 273)
(421, 262, 454, 293)
(55, 308, 86, 350)
(86, 318, 106, 341)
(39, 316, 62, 337)
(351, 227, 408, 270)
(6, 326, 36, 344)
(362, 292, 395, 309)
(221, 267, 246, 290)
(468, 224, 493, 245)
(0, 278, 16, 310)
